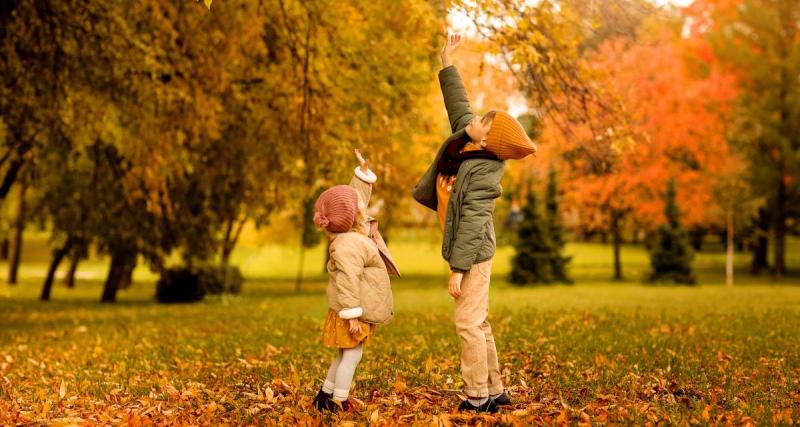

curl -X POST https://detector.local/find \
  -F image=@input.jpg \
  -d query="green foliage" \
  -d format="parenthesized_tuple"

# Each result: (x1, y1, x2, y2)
(545, 166, 572, 283)
(647, 179, 695, 284)
(509, 172, 572, 285)
(510, 185, 553, 284)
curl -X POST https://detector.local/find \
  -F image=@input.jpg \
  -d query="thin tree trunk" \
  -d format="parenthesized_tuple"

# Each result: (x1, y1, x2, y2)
(0, 238, 8, 260)
(220, 216, 234, 269)
(690, 228, 704, 251)
(295, 239, 305, 292)
(611, 211, 623, 281)
(220, 216, 246, 269)
(7, 178, 27, 285)
(41, 239, 73, 301)
(726, 210, 734, 287)
(63, 252, 80, 289)
(751, 208, 769, 274)
(772, 178, 787, 278)
(221, 248, 232, 270)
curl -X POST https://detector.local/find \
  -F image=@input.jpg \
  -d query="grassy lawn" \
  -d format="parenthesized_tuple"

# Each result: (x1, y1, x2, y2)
(1, 235, 799, 424)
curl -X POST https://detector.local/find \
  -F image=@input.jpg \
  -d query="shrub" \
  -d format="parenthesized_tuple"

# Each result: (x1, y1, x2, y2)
(200, 265, 244, 295)
(156, 268, 206, 303)
(156, 265, 244, 303)
(647, 179, 695, 285)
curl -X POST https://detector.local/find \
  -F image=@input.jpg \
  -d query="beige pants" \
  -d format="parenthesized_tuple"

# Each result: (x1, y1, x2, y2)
(454, 259, 504, 398)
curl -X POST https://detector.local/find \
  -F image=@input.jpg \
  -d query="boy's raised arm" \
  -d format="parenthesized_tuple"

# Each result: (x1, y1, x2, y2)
(439, 34, 475, 133)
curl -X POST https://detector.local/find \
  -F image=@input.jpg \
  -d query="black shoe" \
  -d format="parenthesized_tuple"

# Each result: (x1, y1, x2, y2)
(457, 398, 498, 414)
(312, 389, 332, 411)
(491, 392, 512, 406)
(323, 398, 348, 413)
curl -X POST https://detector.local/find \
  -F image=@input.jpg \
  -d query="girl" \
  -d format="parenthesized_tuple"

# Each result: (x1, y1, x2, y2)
(311, 150, 395, 413)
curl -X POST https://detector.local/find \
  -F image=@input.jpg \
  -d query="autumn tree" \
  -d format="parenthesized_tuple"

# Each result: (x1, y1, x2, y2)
(700, 0, 800, 278)
(2, 0, 444, 300)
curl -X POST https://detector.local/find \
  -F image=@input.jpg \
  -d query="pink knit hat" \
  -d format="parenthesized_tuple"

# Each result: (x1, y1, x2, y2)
(313, 185, 359, 233)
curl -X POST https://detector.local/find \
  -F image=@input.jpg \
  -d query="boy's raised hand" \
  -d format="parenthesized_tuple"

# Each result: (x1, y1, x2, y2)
(441, 33, 463, 68)
(354, 149, 368, 172)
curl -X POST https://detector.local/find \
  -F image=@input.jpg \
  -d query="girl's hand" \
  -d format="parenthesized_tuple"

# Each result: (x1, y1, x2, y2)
(441, 33, 463, 68)
(348, 318, 362, 334)
(354, 149, 368, 172)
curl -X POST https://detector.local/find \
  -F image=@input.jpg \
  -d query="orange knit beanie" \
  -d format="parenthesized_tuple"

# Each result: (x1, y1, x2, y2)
(313, 185, 359, 233)
(485, 111, 537, 160)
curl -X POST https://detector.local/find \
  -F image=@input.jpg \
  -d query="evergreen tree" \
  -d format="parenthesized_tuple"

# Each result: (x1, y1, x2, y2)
(545, 166, 572, 283)
(509, 183, 555, 285)
(647, 179, 695, 284)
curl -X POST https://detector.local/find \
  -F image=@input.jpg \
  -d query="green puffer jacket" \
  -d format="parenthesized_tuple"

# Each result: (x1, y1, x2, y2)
(412, 65, 504, 273)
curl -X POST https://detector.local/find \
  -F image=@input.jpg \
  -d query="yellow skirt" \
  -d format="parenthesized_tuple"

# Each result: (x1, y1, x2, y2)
(322, 309, 376, 349)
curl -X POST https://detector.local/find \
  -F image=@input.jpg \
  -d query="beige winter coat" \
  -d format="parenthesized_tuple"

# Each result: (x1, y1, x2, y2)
(326, 231, 393, 324)
(325, 168, 394, 325)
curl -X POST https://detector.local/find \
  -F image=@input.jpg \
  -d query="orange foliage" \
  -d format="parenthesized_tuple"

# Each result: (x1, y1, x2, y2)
(539, 28, 739, 234)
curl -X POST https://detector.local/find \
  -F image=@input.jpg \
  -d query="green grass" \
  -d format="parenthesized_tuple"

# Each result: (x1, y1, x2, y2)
(1, 235, 799, 424)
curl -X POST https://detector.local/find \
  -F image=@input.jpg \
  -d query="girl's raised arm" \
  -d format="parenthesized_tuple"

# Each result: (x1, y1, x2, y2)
(350, 149, 376, 206)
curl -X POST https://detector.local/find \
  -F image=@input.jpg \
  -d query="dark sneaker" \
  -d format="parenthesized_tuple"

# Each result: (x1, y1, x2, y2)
(491, 392, 512, 406)
(324, 398, 349, 413)
(312, 389, 332, 411)
(457, 398, 499, 414)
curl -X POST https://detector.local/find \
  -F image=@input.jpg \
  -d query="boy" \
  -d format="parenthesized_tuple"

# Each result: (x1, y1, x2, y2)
(412, 34, 536, 414)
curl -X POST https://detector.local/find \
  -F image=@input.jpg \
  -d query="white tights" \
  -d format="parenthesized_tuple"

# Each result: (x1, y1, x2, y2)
(322, 344, 363, 401)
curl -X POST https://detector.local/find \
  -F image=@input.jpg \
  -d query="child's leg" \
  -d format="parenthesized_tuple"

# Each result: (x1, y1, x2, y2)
(333, 344, 363, 401)
(322, 350, 344, 394)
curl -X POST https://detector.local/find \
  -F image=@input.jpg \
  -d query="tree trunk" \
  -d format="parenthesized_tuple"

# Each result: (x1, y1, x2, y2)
(41, 239, 73, 301)
(751, 208, 769, 274)
(63, 252, 80, 289)
(220, 216, 246, 269)
(689, 228, 704, 251)
(7, 178, 27, 285)
(726, 210, 734, 287)
(611, 211, 623, 281)
(118, 258, 135, 289)
(101, 250, 134, 303)
(0, 238, 8, 260)
(772, 177, 787, 278)
(295, 239, 305, 292)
